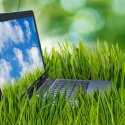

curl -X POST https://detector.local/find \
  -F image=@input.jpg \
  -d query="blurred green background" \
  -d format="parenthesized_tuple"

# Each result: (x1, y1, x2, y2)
(0, 0, 125, 50)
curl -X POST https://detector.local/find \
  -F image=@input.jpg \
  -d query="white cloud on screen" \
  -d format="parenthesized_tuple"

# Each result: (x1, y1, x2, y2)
(14, 25, 24, 42)
(11, 20, 19, 25)
(13, 48, 30, 76)
(0, 59, 12, 88)
(27, 47, 42, 68)
(0, 21, 24, 53)
(24, 20, 31, 41)
(13, 47, 43, 76)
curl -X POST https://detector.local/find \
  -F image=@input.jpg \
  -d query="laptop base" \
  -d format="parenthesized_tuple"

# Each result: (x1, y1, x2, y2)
(36, 79, 111, 100)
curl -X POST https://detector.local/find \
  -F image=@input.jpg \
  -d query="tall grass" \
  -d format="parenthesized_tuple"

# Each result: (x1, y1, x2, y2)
(45, 41, 125, 88)
(0, 41, 125, 125)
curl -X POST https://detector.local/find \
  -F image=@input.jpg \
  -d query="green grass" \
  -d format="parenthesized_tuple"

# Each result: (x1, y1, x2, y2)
(0, 41, 125, 125)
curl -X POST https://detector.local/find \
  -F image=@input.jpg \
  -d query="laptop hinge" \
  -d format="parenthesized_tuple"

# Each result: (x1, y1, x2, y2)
(21, 73, 47, 99)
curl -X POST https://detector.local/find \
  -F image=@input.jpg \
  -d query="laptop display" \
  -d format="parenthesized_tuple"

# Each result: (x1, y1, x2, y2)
(0, 16, 45, 88)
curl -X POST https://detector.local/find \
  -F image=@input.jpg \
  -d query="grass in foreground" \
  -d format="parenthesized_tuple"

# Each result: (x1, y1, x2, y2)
(0, 41, 125, 125)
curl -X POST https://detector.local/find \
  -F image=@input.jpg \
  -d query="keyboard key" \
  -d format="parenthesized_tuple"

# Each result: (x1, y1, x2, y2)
(49, 79, 89, 101)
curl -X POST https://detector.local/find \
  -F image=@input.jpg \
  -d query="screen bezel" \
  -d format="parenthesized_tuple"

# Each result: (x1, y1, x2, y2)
(0, 10, 47, 98)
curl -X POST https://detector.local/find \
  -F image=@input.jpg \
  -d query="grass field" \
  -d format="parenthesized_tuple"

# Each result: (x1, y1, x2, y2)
(0, 41, 125, 125)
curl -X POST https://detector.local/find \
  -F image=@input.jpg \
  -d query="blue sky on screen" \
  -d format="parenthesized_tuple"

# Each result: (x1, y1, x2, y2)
(0, 17, 44, 87)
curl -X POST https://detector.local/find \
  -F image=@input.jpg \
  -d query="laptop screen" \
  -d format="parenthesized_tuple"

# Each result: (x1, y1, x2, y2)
(0, 16, 45, 88)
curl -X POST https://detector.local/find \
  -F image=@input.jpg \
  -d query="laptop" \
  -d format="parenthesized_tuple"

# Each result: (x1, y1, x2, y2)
(0, 10, 111, 100)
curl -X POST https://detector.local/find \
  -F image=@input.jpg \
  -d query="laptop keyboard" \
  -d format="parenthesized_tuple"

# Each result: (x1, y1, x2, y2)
(48, 79, 89, 100)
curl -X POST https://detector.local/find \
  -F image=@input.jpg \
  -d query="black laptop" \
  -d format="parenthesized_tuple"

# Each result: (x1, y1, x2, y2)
(0, 10, 111, 100)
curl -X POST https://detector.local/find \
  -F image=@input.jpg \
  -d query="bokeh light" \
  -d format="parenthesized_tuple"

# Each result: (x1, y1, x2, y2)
(69, 8, 105, 42)
(60, 0, 86, 12)
(112, 0, 125, 14)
